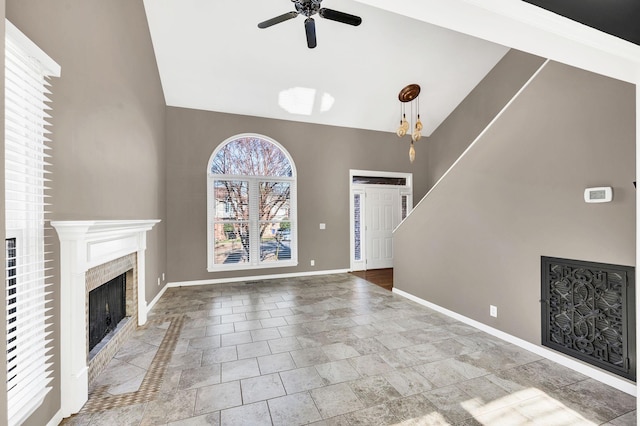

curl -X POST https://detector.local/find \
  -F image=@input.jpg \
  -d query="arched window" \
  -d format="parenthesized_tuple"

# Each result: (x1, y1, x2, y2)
(207, 134, 297, 271)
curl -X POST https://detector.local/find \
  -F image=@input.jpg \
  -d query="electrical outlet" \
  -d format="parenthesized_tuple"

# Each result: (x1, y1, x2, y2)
(319, 223, 326, 230)
(310, 260, 315, 266)
(162, 273, 165, 281)
(490, 305, 498, 318)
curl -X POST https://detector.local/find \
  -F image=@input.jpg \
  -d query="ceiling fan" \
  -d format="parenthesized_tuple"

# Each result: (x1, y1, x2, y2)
(258, 0, 362, 49)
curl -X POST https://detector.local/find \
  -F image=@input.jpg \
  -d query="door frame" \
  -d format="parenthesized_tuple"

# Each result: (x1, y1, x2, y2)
(349, 169, 413, 271)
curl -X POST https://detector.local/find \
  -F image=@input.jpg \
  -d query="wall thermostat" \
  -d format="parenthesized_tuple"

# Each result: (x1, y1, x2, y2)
(584, 187, 613, 203)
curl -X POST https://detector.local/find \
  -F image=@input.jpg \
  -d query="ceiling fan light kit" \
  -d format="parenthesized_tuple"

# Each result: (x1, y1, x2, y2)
(258, 0, 362, 49)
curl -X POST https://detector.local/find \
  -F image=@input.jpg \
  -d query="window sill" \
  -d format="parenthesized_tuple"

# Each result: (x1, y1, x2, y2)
(207, 260, 298, 273)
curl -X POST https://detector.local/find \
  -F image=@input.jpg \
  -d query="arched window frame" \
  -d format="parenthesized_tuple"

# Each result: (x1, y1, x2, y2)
(207, 133, 298, 272)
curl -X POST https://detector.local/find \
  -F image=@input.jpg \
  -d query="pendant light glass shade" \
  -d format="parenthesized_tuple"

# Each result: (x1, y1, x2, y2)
(396, 114, 409, 137)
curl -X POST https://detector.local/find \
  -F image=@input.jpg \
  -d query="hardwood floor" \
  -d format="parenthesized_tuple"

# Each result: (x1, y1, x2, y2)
(350, 268, 393, 291)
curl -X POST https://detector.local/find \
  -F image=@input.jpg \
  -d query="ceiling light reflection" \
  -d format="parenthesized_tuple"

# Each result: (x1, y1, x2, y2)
(320, 92, 335, 112)
(278, 87, 335, 116)
(279, 87, 316, 115)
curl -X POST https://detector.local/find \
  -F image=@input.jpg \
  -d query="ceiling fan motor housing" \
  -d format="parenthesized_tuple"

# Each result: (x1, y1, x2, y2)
(294, 0, 322, 17)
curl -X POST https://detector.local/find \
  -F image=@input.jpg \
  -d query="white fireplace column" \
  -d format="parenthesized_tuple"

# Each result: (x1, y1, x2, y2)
(51, 220, 160, 418)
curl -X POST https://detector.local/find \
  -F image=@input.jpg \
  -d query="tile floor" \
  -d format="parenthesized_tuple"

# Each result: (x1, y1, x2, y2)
(62, 273, 637, 425)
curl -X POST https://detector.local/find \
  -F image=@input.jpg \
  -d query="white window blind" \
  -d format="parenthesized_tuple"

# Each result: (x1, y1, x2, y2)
(5, 20, 60, 426)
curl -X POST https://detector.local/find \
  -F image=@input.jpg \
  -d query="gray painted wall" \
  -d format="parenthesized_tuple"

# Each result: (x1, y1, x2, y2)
(165, 107, 428, 282)
(5, 1, 166, 423)
(395, 61, 635, 351)
(426, 49, 546, 189)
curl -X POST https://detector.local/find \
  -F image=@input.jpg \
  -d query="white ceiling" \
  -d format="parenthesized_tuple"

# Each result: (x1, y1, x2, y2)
(143, 0, 510, 135)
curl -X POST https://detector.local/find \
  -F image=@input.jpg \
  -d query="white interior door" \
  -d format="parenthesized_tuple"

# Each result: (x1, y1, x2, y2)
(349, 170, 413, 272)
(365, 187, 400, 270)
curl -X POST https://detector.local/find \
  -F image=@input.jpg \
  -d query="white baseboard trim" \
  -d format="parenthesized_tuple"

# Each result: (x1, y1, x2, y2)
(146, 283, 169, 316)
(46, 410, 63, 426)
(167, 269, 351, 288)
(392, 287, 637, 396)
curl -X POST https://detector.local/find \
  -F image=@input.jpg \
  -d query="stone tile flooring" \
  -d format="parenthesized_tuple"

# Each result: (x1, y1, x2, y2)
(62, 273, 637, 425)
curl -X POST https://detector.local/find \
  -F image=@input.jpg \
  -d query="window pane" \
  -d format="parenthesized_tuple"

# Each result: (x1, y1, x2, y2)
(213, 222, 250, 264)
(207, 134, 297, 272)
(211, 137, 292, 177)
(6, 238, 17, 389)
(214, 180, 248, 221)
(259, 182, 290, 222)
(352, 176, 407, 185)
(354, 194, 361, 261)
(260, 222, 291, 263)
(401, 195, 408, 220)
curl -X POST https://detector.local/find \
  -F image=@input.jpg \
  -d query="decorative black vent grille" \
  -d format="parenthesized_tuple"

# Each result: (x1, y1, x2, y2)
(88, 273, 126, 352)
(541, 257, 635, 380)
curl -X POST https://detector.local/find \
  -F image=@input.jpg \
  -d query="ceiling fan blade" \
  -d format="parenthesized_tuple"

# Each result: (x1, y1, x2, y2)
(319, 8, 362, 26)
(305, 18, 317, 48)
(258, 11, 298, 29)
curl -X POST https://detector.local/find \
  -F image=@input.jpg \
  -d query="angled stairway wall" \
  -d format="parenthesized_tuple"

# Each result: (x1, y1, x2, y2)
(394, 60, 636, 348)
(425, 49, 546, 189)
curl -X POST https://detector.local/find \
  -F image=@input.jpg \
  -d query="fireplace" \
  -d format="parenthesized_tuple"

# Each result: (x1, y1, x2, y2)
(52, 220, 160, 418)
(84, 254, 137, 384)
(88, 272, 127, 354)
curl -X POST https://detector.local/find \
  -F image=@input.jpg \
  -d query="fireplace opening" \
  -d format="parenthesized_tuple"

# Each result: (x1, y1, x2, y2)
(88, 272, 127, 353)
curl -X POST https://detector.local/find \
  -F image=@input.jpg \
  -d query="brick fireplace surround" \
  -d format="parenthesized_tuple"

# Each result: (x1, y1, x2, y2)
(51, 220, 160, 419)
(86, 253, 137, 384)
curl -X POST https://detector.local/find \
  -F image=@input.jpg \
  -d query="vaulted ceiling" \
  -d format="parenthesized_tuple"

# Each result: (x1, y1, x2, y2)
(143, 0, 509, 136)
(143, 0, 640, 137)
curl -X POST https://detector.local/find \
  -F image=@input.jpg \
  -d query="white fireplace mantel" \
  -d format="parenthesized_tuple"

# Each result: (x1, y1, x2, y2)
(51, 219, 160, 418)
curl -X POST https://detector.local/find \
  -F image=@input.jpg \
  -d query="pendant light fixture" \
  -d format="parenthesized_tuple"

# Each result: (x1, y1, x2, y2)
(396, 84, 422, 163)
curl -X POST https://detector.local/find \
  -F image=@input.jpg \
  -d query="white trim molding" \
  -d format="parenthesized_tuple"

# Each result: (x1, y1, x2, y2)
(349, 169, 413, 272)
(392, 287, 637, 397)
(51, 219, 160, 418)
(168, 268, 350, 288)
